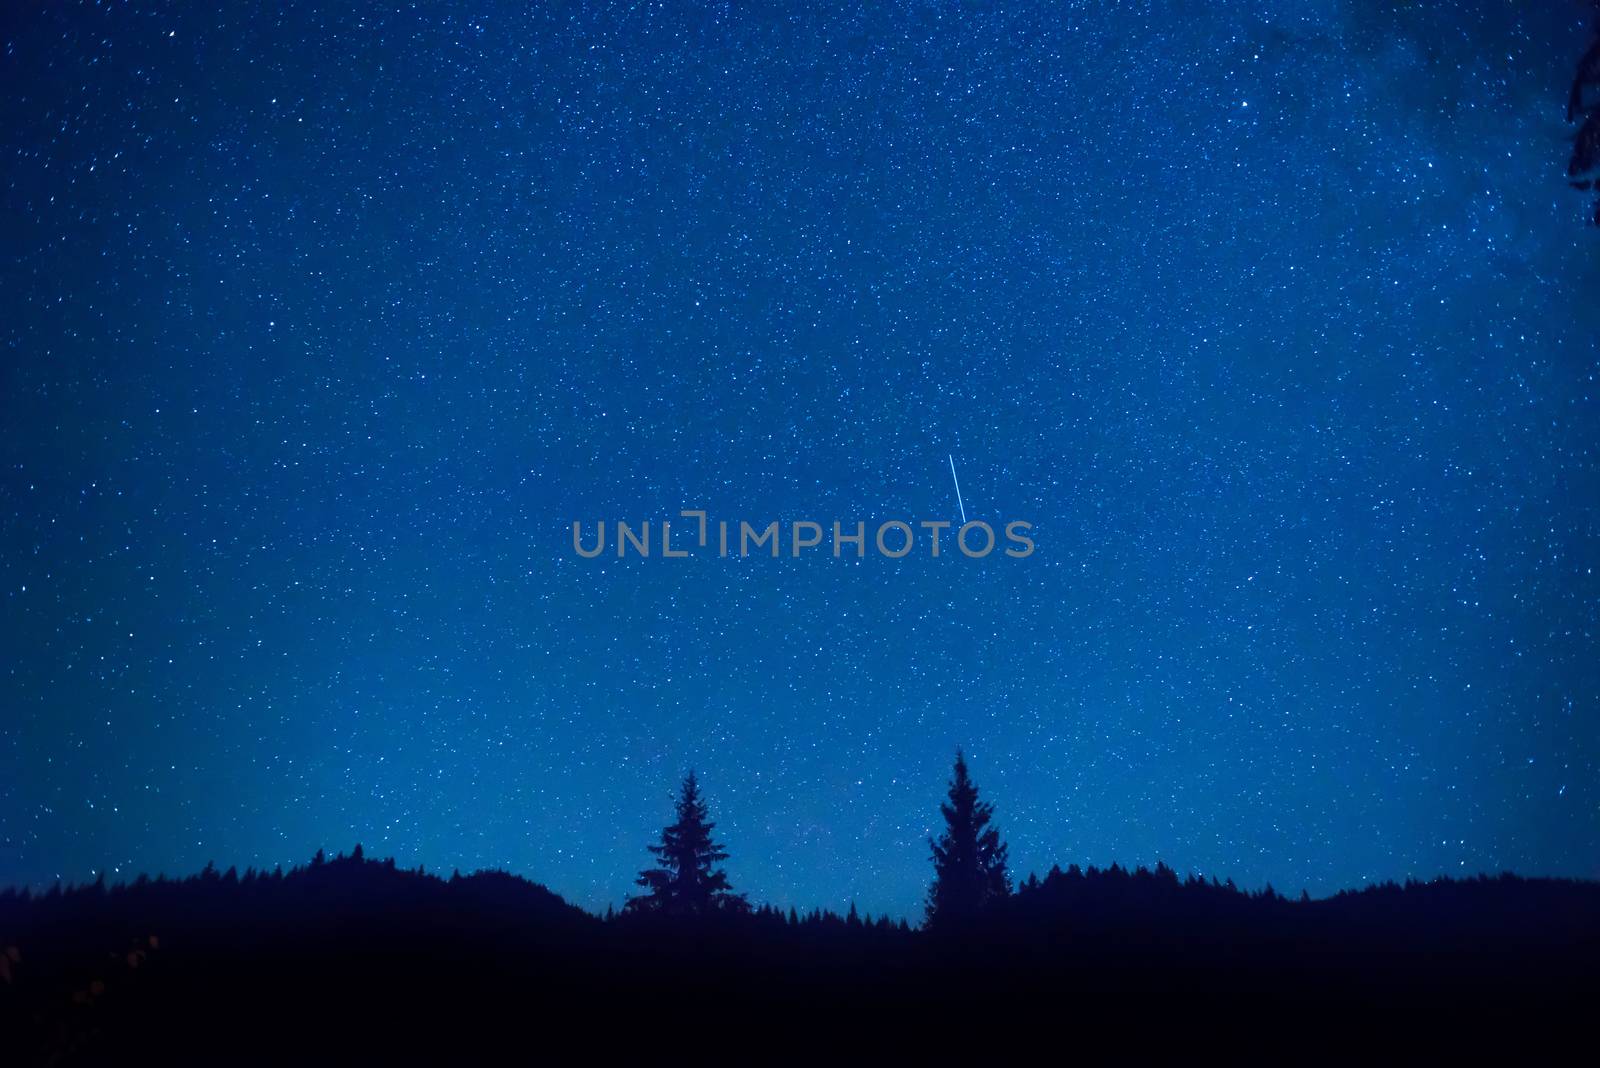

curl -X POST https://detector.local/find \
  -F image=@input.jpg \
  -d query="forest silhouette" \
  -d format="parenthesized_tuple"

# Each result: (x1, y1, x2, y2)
(2, 753, 1597, 1059)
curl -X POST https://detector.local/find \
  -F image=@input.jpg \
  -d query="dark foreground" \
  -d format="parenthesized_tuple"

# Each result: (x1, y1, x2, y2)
(3, 853, 1596, 1063)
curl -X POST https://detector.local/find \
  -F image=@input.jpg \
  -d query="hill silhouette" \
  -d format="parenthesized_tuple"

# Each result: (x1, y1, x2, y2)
(3, 847, 1596, 1061)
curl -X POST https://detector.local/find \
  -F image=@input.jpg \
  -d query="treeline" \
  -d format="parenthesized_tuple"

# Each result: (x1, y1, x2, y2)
(4, 751, 1599, 955)
(2, 754, 1597, 1059)
(8, 844, 1593, 950)
(3, 844, 1596, 1059)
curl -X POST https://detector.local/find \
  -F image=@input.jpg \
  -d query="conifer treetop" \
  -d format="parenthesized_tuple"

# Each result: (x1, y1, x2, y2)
(927, 749, 1010, 927)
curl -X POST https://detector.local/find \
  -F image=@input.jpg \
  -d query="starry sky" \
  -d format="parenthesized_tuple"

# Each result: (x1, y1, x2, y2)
(2, 1, 1598, 919)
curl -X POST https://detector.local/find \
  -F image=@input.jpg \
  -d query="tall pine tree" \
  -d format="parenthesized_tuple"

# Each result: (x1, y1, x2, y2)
(627, 771, 745, 916)
(926, 750, 1010, 927)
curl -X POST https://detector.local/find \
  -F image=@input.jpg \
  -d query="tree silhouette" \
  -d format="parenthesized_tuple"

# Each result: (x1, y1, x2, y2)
(627, 771, 745, 916)
(926, 750, 1010, 927)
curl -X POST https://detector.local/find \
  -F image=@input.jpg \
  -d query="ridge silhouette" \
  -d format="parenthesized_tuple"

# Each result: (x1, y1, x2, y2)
(2, 755, 1596, 1058)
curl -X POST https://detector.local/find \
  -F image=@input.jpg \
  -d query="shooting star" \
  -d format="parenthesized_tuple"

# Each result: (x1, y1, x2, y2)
(948, 454, 967, 525)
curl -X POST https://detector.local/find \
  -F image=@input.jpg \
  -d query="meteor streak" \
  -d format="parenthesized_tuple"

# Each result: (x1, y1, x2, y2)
(948, 454, 967, 525)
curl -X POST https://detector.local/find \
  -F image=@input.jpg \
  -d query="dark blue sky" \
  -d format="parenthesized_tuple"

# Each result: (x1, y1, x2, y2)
(3, 1, 1597, 918)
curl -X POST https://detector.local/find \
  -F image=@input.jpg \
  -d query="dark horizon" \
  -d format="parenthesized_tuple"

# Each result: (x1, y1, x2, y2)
(8, 829, 1595, 1057)
(5, 768, 1596, 925)
(11, 839, 1600, 925)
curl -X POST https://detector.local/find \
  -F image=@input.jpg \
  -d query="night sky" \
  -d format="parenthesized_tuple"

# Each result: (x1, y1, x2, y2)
(3, 1, 1598, 919)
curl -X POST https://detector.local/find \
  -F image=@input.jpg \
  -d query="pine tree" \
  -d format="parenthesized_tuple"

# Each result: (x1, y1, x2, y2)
(926, 750, 1010, 927)
(627, 771, 745, 917)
